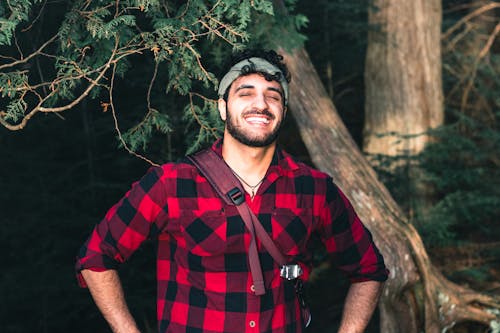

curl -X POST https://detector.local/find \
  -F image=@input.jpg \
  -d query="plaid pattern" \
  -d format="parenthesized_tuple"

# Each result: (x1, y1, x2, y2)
(76, 139, 388, 333)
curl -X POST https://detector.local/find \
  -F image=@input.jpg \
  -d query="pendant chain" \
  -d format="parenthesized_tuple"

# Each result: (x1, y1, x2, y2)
(229, 168, 265, 198)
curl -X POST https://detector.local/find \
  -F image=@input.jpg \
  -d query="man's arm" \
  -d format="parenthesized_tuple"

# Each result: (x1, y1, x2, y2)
(81, 269, 141, 333)
(337, 280, 384, 333)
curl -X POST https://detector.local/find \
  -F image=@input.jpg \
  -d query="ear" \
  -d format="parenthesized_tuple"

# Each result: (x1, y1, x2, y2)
(218, 98, 227, 121)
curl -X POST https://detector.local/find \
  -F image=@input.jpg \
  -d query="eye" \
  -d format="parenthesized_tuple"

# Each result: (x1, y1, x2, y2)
(238, 89, 252, 97)
(267, 94, 282, 102)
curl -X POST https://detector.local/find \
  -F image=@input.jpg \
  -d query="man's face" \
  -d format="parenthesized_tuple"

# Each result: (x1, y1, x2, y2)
(219, 73, 286, 147)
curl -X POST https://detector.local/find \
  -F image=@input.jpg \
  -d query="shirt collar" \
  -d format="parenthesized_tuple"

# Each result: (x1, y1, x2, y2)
(210, 138, 300, 175)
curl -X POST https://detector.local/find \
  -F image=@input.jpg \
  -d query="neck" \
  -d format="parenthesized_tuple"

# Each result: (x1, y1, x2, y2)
(221, 134, 276, 188)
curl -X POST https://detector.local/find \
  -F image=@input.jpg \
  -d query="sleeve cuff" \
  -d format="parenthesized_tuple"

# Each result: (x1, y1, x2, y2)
(75, 254, 120, 288)
(349, 268, 390, 283)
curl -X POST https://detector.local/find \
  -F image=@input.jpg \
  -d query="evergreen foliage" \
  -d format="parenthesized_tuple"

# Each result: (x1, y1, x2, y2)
(419, 111, 500, 245)
(0, 0, 42, 45)
(0, 0, 306, 158)
(371, 111, 500, 246)
(181, 92, 221, 154)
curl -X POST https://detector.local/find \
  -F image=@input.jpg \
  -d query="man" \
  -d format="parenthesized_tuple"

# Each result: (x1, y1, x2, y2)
(76, 49, 389, 333)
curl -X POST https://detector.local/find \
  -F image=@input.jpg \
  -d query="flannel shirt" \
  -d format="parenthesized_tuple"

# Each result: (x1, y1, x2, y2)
(76, 139, 388, 333)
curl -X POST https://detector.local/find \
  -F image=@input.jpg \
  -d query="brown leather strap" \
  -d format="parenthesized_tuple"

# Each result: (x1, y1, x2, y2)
(247, 207, 287, 266)
(235, 204, 265, 295)
(188, 149, 245, 206)
(187, 149, 289, 294)
(188, 149, 265, 295)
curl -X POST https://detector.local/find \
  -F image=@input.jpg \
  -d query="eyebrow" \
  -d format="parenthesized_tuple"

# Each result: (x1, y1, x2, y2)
(235, 84, 283, 97)
(235, 84, 255, 92)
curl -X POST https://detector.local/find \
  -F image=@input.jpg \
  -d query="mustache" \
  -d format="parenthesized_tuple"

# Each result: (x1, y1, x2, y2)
(242, 109, 275, 119)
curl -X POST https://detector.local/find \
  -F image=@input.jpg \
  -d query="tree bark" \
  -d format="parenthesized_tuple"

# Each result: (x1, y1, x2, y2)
(280, 47, 499, 333)
(364, 0, 444, 221)
(364, 0, 444, 157)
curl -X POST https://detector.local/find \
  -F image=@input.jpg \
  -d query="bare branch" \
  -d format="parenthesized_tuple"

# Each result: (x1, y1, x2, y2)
(0, 35, 58, 70)
(442, 2, 500, 41)
(21, 0, 48, 32)
(441, 2, 500, 115)
(146, 61, 159, 113)
(188, 92, 220, 139)
(0, 36, 119, 130)
(207, 16, 245, 39)
(198, 20, 234, 45)
(184, 43, 215, 84)
(37, 48, 117, 113)
(125, 60, 160, 134)
(0, 88, 57, 130)
(108, 62, 160, 167)
(478, 20, 500, 58)
(443, 22, 475, 54)
(459, 21, 500, 113)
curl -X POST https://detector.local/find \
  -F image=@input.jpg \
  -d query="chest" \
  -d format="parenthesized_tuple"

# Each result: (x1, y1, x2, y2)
(163, 176, 318, 257)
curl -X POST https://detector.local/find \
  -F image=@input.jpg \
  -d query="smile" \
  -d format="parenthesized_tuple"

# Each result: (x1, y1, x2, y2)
(245, 115, 271, 124)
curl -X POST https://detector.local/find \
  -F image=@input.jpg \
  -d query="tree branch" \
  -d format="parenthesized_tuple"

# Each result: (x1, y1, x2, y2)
(478, 20, 500, 58)
(0, 35, 58, 70)
(188, 92, 220, 139)
(184, 43, 214, 84)
(0, 36, 119, 130)
(108, 62, 160, 167)
(442, 2, 500, 41)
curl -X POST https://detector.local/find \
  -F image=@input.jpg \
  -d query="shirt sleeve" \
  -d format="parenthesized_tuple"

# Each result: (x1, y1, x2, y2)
(75, 166, 169, 287)
(318, 179, 389, 282)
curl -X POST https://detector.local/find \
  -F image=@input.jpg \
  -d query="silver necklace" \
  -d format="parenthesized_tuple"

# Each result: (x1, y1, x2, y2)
(230, 169, 265, 198)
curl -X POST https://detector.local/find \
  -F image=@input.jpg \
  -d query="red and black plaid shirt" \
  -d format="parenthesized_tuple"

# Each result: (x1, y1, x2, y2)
(76, 139, 388, 333)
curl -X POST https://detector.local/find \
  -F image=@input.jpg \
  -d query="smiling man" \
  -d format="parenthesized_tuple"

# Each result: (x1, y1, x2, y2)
(76, 49, 388, 333)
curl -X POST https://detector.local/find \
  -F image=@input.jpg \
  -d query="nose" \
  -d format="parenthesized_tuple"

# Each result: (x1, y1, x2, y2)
(251, 92, 269, 111)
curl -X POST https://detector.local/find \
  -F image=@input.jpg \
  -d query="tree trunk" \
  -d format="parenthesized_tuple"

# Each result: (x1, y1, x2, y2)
(364, 0, 444, 221)
(364, 0, 444, 157)
(280, 47, 499, 333)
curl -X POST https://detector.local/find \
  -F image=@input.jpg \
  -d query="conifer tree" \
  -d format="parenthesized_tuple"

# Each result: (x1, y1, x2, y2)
(0, 0, 306, 160)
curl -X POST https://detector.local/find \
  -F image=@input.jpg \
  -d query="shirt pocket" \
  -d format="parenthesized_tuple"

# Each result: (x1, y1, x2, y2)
(179, 209, 229, 256)
(271, 208, 313, 256)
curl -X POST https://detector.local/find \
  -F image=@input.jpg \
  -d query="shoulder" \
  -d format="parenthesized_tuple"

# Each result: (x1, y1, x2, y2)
(155, 158, 199, 181)
(280, 150, 331, 181)
(279, 150, 345, 201)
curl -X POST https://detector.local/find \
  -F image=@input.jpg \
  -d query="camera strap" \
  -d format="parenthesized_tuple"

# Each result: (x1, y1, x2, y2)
(187, 149, 288, 293)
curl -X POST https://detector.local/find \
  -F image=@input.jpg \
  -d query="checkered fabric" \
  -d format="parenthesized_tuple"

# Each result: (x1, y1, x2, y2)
(76, 139, 388, 333)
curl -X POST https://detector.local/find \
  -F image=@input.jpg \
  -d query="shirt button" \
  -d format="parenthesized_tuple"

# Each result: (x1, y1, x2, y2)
(249, 320, 256, 328)
(250, 284, 255, 292)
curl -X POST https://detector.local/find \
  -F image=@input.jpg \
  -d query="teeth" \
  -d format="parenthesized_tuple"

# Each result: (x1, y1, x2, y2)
(246, 116, 270, 124)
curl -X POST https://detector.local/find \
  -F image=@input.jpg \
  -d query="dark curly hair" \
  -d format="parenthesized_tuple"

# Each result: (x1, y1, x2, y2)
(220, 49, 291, 101)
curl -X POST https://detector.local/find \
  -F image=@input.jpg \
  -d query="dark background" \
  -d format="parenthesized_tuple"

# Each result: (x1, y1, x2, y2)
(1, 1, 498, 332)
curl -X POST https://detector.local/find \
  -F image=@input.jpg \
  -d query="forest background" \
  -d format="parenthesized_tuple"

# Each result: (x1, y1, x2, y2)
(0, 0, 499, 332)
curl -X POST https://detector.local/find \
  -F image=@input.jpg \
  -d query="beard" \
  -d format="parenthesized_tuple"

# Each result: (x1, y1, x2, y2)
(225, 108, 284, 147)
